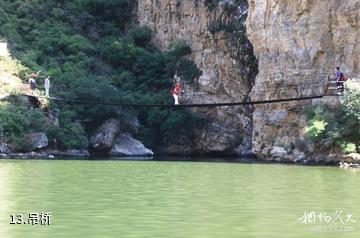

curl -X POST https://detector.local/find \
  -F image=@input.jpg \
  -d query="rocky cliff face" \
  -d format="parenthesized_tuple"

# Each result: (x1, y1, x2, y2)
(137, 0, 257, 155)
(247, 0, 360, 160)
(137, 0, 360, 159)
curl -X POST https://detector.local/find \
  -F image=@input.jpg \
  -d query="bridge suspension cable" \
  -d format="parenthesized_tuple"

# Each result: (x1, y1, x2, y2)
(23, 94, 324, 108)
(19, 76, 335, 108)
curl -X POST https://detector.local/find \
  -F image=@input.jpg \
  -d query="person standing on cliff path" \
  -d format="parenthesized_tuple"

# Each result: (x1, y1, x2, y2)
(28, 71, 40, 95)
(172, 82, 181, 105)
(335, 67, 345, 94)
(44, 76, 51, 97)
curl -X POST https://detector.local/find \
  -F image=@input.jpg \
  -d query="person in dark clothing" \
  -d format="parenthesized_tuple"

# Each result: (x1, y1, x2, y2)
(28, 71, 41, 94)
(335, 67, 345, 94)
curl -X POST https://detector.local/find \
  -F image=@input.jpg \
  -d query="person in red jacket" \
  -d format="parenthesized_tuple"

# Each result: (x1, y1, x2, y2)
(172, 82, 181, 105)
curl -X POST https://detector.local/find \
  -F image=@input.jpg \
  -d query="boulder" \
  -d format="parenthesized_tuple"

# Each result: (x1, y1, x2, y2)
(293, 150, 307, 163)
(24, 133, 48, 150)
(343, 153, 360, 163)
(110, 133, 153, 156)
(90, 119, 120, 151)
(340, 161, 360, 169)
(270, 146, 288, 158)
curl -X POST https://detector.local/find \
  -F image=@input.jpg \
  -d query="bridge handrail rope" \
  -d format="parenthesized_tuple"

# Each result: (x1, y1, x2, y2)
(13, 74, 337, 108)
(21, 93, 324, 108)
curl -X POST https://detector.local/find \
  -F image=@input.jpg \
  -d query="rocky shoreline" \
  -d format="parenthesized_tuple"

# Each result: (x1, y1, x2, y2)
(1, 149, 359, 169)
(0, 117, 154, 160)
(1, 117, 359, 168)
(0, 150, 154, 160)
(0, 150, 90, 159)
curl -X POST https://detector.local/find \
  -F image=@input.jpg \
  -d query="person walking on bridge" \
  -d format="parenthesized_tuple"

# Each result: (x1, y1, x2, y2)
(44, 76, 51, 97)
(172, 82, 181, 105)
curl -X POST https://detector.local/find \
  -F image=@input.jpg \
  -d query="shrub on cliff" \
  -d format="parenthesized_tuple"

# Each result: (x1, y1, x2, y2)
(129, 26, 152, 48)
(205, 0, 220, 10)
(138, 108, 204, 148)
(169, 41, 192, 58)
(46, 123, 89, 150)
(304, 80, 360, 153)
(74, 0, 133, 30)
(0, 104, 48, 150)
(343, 80, 360, 120)
(0, 0, 203, 151)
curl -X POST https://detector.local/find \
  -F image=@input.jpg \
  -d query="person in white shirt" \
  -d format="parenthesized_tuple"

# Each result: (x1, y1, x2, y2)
(44, 76, 51, 97)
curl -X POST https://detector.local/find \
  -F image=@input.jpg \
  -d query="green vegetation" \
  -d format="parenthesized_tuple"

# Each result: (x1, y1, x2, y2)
(303, 81, 360, 153)
(0, 0, 203, 150)
(205, 0, 247, 12)
(205, 0, 220, 11)
(0, 100, 89, 151)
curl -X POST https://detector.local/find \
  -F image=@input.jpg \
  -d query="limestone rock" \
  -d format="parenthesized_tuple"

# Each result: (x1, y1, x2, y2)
(159, 136, 195, 155)
(322, 96, 343, 109)
(340, 162, 360, 169)
(195, 122, 242, 154)
(24, 132, 48, 150)
(110, 133, 153, 156)
(247, 0, 360, 160)
(266, 111, 288, 126)
(270, 146, 288, 158)
(292, 150, 306, 163)
(137, 0, 256, 154)
(90, 119, 120, 151)
(343, 153, 360, 163)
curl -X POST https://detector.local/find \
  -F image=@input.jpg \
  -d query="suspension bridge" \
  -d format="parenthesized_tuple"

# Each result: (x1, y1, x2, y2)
(18, 74, 341, 108)
(21, 94, 326, 108)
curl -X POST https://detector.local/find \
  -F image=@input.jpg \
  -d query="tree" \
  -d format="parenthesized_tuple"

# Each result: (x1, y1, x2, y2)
(304, 80, 360, 153)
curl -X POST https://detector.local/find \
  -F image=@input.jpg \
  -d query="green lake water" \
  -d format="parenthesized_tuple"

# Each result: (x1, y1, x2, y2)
(0, 158, 359, 238)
